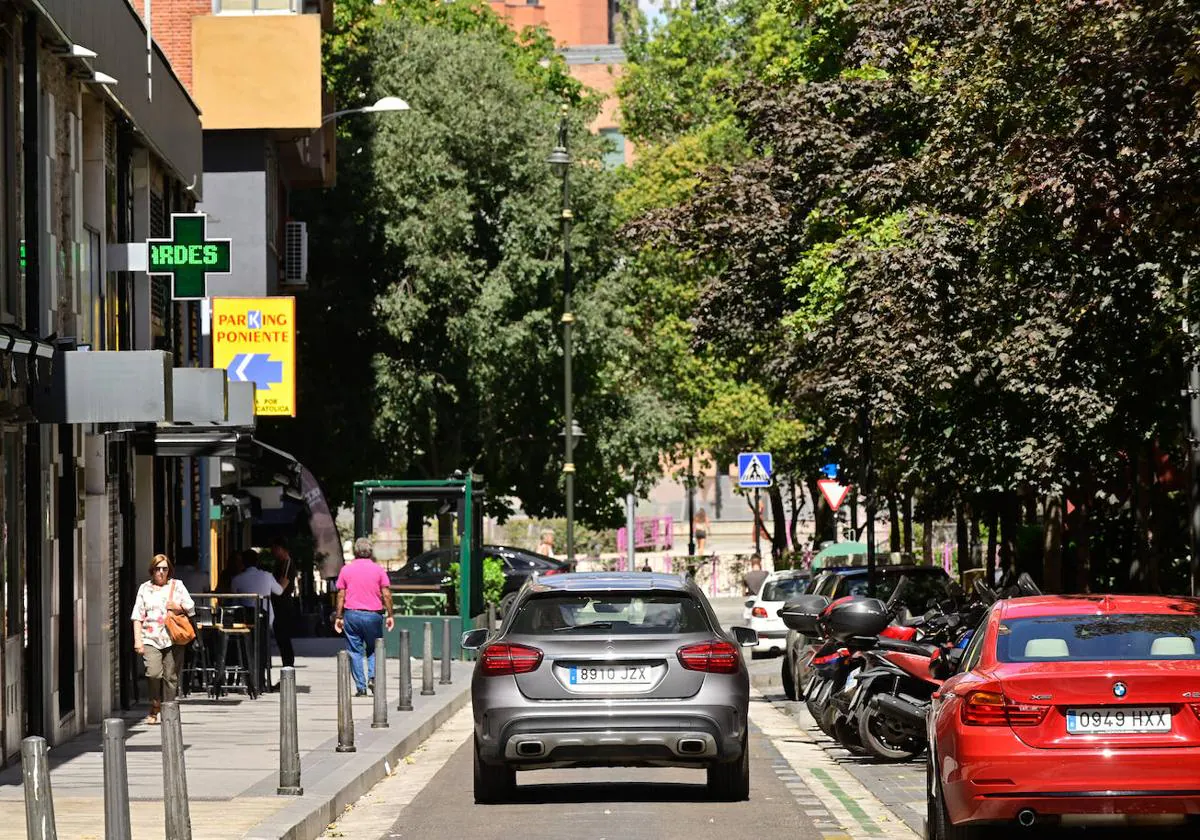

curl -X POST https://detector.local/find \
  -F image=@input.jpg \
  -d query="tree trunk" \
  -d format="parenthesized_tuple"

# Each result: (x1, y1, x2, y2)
(922, 510, 934, 566)
(985, 500, 998, 587)
(956, 501, 970, 574)
(438, 512, 455, 549)
(406, 503, 425, 561)
(789, 480, 803, 552)
(769, 484, 788, 561)
(970, 501, 981, 569)
(888, 495, 901, 552)
(1042, 495, 1063, 594)
(1076, 496, 1092, 594)
(807, 476, 834, 550)
(1132, 442, 1160, 593)
(1000, 491, 1018, 584)
(902, 493, 914, 556)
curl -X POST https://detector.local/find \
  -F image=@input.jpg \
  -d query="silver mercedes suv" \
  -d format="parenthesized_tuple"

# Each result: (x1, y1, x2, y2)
(462, 572, 757, 804)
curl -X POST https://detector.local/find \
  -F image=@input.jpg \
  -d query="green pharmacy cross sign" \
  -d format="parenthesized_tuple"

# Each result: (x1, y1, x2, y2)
(147, 213, 232, 300)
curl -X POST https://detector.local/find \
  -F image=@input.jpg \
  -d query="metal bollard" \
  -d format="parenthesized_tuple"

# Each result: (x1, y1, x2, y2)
(102, 719, 132, 840)
(21, 736, 57, 840)
(336, 649, 356, 753)
(397, 628, 414, 711)
(421, 621, 435, 696)
(372, 638, 389, 728)
(277, 667, 303, 795)
(160, 702, 192, 840)
(440, 619, 453, 685)
(487, 602, 497, 631)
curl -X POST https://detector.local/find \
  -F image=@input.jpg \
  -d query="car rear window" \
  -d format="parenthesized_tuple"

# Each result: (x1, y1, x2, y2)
(762, 577, 809, 602)
(996, 614, 1200, 662)
(509, 593, 712, 635)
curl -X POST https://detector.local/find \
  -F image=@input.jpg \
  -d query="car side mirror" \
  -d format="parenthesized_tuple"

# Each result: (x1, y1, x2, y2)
(461, 628, 489, 650)
(930, 647, 964, 680)
(731, 626, 759, 648)
(744, 598, 755, 609)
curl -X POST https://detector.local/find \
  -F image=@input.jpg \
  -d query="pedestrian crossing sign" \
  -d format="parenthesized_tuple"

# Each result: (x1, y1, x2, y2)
(737, 452, 773, 488)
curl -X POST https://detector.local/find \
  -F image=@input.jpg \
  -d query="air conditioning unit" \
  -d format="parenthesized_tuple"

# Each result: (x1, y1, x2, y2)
(284, 221, 308, 287)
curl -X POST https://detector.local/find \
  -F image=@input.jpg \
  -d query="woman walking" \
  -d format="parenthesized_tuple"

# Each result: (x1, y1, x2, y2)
(132, 553, 195, 724)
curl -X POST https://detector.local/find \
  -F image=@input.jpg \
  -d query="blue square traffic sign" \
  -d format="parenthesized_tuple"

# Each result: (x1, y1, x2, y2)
(737, 452, 773, 488)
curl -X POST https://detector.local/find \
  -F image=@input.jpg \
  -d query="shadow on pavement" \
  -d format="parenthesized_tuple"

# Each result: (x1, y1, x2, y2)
(510, 781, 712, 804)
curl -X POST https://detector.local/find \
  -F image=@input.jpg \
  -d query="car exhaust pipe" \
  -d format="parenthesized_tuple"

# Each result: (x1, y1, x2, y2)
(516, 740, 545, 757)
(677, 738, 706, 755)
(871, 693, 927, 729)
(1017, 809, 1036, 828)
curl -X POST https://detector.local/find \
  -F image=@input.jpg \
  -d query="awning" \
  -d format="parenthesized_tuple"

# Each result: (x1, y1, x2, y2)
(133, 427, 301, 491)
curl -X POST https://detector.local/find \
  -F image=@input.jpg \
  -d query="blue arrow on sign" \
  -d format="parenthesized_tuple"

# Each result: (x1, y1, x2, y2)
(229, 353, 283, 391)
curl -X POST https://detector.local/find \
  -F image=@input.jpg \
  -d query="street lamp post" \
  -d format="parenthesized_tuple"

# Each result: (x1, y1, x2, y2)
(549, 106, 577, 566)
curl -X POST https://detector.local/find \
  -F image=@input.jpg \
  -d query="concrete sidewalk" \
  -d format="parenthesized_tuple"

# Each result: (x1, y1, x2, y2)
(0, 640, 472, 840)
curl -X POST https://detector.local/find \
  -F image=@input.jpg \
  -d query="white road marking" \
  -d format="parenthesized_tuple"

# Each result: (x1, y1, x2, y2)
(750, 689, 920, 840)
(317, 706, 475, 839)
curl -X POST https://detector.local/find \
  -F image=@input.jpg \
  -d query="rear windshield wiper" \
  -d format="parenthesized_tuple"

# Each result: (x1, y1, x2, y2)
(554, 621, 614, 632)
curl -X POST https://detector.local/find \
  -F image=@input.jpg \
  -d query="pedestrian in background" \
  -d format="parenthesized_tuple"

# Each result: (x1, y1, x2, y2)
(233, 548, 290, 689)
(743, 552, 767, 596)
(693, 507, 710, 556)
(270, 539, 297, 669)
(131, 554, 195, 725)
(334, 538, 395, 696)
(536, 529, 556, 557)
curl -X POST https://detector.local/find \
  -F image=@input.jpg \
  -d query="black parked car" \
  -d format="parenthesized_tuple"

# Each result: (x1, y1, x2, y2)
(387, 544, 569, 615)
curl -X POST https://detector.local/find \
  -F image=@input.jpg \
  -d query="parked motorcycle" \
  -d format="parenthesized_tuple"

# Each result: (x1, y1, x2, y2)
(853, 572, 1044, 761)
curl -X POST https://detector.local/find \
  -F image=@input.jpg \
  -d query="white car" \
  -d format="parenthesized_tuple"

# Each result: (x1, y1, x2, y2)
(743, 570, 811, 657)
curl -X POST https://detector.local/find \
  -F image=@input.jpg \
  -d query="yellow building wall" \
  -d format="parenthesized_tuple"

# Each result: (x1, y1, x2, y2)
(191, 14, 323, 130)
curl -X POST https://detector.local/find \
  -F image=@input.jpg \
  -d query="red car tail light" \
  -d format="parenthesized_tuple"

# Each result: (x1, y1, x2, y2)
(479, 643, 543, 676)
(677, 641, 740, 674)
(541, 568, 563, 575)
(752, 606, 769, 619)
(961, 690, 1048, 727)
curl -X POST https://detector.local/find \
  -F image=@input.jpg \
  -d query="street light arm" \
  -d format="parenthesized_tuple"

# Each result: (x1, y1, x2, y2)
(320, 97, 410, 125)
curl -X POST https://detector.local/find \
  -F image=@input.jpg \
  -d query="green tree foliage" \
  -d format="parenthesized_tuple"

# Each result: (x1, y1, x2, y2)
(626, 0, 1200, 588)
(265, 1, 652, 526)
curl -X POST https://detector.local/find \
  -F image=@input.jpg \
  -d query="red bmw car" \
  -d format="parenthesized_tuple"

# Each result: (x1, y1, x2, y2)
(927, 595, 1200, 838)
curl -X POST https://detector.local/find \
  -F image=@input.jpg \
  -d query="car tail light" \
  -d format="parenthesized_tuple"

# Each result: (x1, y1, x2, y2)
(751, 607, 769, 619)
(677, 641, 740, 674)
(961, 690, 1049, 727)
(541, 568, 563, 576)
(479, 643, 543, 676)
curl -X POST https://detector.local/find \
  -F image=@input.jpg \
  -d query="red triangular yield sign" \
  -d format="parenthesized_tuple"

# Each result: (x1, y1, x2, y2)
(818, 478, 850, 511)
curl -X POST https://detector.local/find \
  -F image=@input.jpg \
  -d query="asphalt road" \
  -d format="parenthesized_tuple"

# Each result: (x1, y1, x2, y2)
(380, 724, 827, 840)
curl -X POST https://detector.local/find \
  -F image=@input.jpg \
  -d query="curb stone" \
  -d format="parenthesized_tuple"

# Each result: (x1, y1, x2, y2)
(241, 662, 472, 840)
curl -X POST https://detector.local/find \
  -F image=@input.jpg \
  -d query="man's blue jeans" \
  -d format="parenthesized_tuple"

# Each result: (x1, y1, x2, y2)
(343, 610, 384, 692)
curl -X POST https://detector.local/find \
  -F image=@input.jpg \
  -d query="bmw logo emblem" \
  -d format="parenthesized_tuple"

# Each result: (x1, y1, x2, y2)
(1113, 682, 1128, 698)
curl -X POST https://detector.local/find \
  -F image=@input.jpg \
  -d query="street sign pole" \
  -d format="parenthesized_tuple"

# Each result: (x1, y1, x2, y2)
(753, 488, 761, 556)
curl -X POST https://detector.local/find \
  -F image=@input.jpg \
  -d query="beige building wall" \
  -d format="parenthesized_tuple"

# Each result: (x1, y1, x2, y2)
(191, 15, 323, 130)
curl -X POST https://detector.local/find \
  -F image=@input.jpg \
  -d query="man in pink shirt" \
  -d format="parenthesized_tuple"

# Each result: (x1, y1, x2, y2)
(334, 538, 395, 695)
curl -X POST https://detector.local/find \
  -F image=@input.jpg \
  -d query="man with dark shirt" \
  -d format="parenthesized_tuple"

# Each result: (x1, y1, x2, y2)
(744, 553, 768, 596)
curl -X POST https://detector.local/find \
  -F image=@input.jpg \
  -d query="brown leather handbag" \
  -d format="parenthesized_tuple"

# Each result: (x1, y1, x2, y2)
(165, 580, 196, 646)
